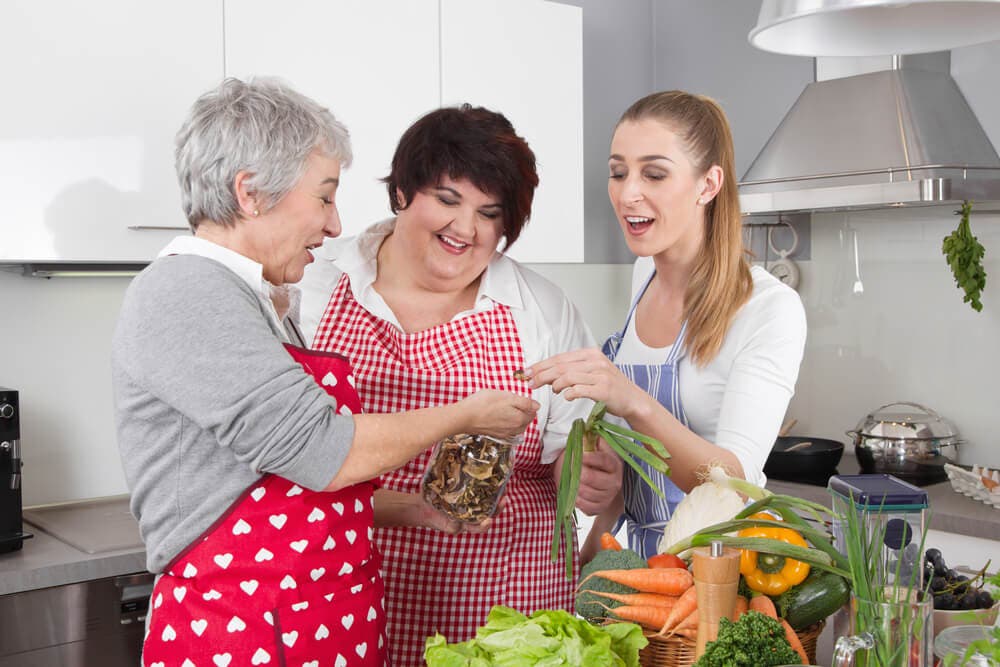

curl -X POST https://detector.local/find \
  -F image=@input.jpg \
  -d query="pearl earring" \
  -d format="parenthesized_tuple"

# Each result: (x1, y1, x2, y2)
(252, 209, 259, 217)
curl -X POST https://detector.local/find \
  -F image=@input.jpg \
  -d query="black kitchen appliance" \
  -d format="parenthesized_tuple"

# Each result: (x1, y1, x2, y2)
(0, 387, 31, 553)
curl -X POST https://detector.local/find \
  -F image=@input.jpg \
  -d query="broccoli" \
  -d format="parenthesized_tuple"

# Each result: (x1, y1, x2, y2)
(575, 548, 646, 621)
(694, 610, 800, 667)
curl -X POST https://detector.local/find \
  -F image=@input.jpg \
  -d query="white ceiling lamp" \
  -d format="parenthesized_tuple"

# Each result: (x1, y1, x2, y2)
(750, 0, 1000, 57)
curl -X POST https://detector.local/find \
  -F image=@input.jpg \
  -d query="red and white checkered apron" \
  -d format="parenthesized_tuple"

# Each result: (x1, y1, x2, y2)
(313, 274, 576, 667)
(141, 343, 387, 667)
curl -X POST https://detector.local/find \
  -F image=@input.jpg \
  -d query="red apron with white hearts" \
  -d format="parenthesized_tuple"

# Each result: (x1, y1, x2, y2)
(141, 343, 387, 667)
(313, 274, 576, 667)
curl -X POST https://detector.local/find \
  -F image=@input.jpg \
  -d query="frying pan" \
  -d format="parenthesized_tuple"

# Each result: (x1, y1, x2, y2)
(764, 436, 845, 483)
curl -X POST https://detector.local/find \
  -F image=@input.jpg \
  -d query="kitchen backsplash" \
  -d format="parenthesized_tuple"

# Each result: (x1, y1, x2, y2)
(787, 206, 1000, 469)
(3, 206, 999, 506)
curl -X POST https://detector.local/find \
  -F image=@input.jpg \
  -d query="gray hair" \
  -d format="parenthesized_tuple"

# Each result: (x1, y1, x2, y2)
(175, 77, 352, 230)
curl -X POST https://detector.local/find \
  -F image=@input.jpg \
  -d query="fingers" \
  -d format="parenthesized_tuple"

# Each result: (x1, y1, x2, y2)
(515, 396, 542, 414)
(524, 347, 606, 386)
(575, 444, 623, 516)
(581, 447, 623, 475)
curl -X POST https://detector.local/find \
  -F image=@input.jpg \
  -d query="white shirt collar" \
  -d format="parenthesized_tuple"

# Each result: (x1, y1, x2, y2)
(332, 218, 524, 319)
(159, 236, 267, 295)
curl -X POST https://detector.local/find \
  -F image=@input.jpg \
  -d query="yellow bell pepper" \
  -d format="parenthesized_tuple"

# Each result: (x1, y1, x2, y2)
(738, 512, 811, 596)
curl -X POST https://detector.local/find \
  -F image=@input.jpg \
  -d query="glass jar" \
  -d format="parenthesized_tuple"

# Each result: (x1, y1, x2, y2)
(832, 588, 934, 667)
(421, 434, 516, 524)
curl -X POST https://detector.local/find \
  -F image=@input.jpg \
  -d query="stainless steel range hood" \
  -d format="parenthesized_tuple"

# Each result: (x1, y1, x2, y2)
(739, 52, 1000, 216)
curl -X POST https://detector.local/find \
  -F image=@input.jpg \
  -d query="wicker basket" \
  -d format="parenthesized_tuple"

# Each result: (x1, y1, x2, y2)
(638, 620, 825, 667)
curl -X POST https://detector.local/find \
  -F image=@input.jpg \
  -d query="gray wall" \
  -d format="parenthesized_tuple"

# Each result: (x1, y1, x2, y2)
(551, 0, 655, 263)
(555, 0, 813, 262)
(651, 1, 813, 179)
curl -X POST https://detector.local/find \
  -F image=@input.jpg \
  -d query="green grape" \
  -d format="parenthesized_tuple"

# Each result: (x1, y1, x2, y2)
(942, 200, 987, 312)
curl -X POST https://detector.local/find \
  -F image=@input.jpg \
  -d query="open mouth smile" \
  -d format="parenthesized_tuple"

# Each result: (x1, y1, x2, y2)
(437, 234, 470, 252)
(624, 215, 655, 232)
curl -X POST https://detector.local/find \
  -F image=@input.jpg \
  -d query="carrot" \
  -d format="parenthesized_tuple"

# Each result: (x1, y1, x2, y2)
(597, 602, 672, 631)
(669, 606, 699, 634)
(579, 567, 694, 596)
(749, 593, 779, 619)
(671, 627, 698, 640)
(600, 532, 623, 551)
(780, 617, 809, 664)
(734, 595, 749, 619)
(657, 584, 698, 635)
(587, 590, 678, 609)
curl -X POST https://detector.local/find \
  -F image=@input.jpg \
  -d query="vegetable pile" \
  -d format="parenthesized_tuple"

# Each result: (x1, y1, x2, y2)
(575, 537, 810, 663)
(580, 468, 858, 665)
(552, 401, 669, 578)
(943, 200, 987, 312)
(423, 605, 647, 667)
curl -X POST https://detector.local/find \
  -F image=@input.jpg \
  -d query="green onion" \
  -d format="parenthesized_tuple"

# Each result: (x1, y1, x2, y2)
(550, 401, 670, 578)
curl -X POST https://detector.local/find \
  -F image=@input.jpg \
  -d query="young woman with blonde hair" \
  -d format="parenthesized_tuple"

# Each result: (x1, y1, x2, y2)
(528, 90, 806, 560)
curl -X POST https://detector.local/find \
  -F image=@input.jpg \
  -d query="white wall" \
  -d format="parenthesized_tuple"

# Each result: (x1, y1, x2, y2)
(0, 270, 131, 504)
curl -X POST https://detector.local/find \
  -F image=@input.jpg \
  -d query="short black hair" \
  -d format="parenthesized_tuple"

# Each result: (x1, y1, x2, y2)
(383, 104, 538, 249)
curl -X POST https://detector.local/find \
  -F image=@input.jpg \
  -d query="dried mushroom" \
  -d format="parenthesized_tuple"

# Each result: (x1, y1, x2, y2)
(422, 433, 513, 524)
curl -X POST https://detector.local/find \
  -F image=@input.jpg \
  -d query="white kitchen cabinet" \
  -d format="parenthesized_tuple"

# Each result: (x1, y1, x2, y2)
(0, 0, 582, 263)
(0, 1, 223, 262)
(227, 0, 583, 262)
(224, 0, 440, 240)
(441, 0, 584, 263)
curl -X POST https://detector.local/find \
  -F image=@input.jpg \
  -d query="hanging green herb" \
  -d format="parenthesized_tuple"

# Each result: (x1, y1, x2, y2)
(942, 200, 987, 312)
(551, 401, 670, 578)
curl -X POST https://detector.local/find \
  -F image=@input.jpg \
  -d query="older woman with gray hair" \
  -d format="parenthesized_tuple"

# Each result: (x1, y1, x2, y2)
(112, 77, 536, 667)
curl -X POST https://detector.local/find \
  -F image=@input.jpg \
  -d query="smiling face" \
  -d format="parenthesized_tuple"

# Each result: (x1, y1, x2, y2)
(390, 175, 504, 292)
(251, 151, 342, 285)
(608, 119, 719, 262)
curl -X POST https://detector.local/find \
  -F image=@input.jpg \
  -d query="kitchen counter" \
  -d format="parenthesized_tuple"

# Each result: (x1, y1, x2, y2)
(0, 498, 146, 595)
(768, 452, 1000, 541)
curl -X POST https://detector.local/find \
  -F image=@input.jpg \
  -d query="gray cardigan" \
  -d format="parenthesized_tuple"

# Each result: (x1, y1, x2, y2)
(112, 255, 354, 573)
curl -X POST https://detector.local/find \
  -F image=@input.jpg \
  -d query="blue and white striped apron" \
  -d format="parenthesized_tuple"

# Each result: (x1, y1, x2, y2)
(602, 271, 688, 560)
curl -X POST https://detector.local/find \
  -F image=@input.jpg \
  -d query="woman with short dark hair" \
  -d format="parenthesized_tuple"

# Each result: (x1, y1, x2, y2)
(298, 104, 622, 666)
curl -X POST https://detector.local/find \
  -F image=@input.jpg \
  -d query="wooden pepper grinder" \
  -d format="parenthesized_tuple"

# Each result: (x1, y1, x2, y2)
(691, 539, 742, 659)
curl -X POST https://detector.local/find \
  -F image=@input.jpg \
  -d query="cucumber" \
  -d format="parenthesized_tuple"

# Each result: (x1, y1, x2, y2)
(774, 570, 851, 630)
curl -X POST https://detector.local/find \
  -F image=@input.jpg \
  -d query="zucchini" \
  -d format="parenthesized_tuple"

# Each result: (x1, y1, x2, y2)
(774, 570, 851, 630)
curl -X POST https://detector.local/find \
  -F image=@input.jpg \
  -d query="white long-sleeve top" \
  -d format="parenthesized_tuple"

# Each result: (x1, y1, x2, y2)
(297, 218, 596, 463)
(614, 258, 807, 485)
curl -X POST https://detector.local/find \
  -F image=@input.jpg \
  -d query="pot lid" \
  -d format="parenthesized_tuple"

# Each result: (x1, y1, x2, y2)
(851, 401, 961, 441)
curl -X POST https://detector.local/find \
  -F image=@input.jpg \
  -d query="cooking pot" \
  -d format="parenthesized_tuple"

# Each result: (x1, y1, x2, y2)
(764, 436, 844, 484)
(847, 401, 962, 486)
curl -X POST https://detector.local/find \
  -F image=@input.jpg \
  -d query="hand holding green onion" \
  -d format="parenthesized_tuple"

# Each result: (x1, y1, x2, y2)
(551, 401, 670, 578)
